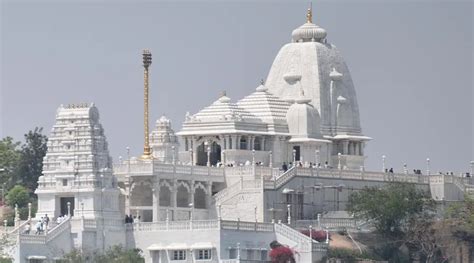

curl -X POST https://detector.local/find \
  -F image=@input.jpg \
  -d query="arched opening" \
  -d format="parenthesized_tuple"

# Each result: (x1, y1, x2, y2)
(176, 184, 190, 207)
(159, 185, 171, 207)
(196, 141, 221, 166)
(293, 145, 301, 161)
(196, 143, 207, 166)
(194, 187, 207, 209)
(130, 183, 152, 206)
(209, 142, 221, 166)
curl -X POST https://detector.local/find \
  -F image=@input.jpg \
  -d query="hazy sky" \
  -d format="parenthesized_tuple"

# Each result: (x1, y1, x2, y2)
(1, 0, 472, 173)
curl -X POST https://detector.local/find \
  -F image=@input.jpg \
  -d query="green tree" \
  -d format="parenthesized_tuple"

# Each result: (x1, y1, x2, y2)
(60, 245, 144, 263)
(446, 194, 474, 241)
(6, 185, 30, 208)
(96, 245, 145, 263)
(347, 182, 433, 236)
(17, 128, 48, 193)
(0, 137, 21, 190)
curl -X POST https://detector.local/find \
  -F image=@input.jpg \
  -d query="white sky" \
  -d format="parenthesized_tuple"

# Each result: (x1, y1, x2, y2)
(1, 0, 472, 173)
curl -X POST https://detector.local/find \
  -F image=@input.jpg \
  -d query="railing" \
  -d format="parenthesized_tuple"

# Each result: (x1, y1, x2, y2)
(127, 219, 274, 233)
(295, 218, 357, 230)
(46, 217, 71, 242)
(274, 167, 297, 188)
(274, 222, 312, 252)
(19, 217, 71, 244)
(265, 167, 432, 190)
(8, 219, 31, 236)
(220, 220, 273, 232)
(114, 161, 225, 177)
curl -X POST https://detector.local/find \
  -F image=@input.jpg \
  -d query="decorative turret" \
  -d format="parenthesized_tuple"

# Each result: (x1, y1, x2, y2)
(151, 115, 180, 163)
(286, 89, 323, 140)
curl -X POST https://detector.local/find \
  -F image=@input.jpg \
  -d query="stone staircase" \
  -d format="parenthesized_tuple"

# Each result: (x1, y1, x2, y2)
(274, 222, 328, 262)
(214, 178, 263, 205)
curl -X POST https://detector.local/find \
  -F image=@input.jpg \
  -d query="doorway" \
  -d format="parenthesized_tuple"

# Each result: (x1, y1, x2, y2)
(60, 197, 75, 217)
(293, 146, 301, 161)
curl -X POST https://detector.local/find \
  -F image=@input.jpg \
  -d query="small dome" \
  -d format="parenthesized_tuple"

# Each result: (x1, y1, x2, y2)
(218, 95, 231, 103)
(337, 96, 347, 104)
(291, 8, 327, 43)
(286, 99, 323, 139)
(329, 68, 343, 81)
(157, 115, 171, 125)
(283, 72, 302, 83)
(256, 84, 268, 92)
(292, 23, 327, 43)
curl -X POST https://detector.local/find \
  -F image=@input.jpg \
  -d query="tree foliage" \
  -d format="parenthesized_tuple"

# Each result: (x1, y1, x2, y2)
(95, 245, 145, 263)
(347, 182, 433, 236)
(17, 128, 48, 192)
(6, 185, 30, 208)
(445, 194, 474, 241)
(0, 137, 21, 189)
(0, 128, 47, 200)
(59, 245, 144, 263)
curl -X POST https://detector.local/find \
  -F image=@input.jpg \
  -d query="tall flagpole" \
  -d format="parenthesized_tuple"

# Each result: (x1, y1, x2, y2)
(141, 49, 152, 159)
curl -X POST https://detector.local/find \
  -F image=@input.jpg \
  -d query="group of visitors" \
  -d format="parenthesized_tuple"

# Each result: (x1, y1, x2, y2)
(281, 161, 330, 172)
(22, 214, 50, 235)
(124, 214, 141, 224)
(22, 214, 70, 235)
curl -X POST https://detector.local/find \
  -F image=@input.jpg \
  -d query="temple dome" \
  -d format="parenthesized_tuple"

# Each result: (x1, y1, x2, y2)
(265, 10, 363, 136)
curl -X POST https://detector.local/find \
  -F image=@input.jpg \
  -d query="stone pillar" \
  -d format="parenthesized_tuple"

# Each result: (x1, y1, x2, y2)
(342, 141, 349, 155)
(192, 138, 198, 166)
(250, 136, 255, 150)
(206, 183, 212, 211)
(125, 181, 131, 215)
(261, 136, 266, 151)
(171, 180, 178, 220)
(152, 179, 159, 222)
(355, 142, 360, 156)
(231, 135, 237, 150)
(190, 181, 195, 219)
(235, 135, 240, 149)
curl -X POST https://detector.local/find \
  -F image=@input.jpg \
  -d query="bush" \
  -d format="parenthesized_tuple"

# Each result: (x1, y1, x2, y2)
(269, 246, 295, 263)
(300, 229, 330, 242)
(327, 248, 380, 262)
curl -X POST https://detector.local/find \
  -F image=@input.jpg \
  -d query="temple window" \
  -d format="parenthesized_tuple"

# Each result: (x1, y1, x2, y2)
(176, 185, 189, 207)
(194, 187, 207, 209)
(172, 250, 186, 260)
(196, 249, 211, 260)
(254, 137, 261, 151)
(240, 136, 247, 150)
(159, 185, 171, 207)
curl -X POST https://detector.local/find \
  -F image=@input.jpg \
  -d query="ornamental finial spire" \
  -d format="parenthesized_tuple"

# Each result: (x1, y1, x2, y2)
(306, 3, 313, 23)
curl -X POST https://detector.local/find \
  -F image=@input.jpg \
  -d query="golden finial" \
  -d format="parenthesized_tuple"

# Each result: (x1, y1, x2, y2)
(306, 3, 313, 23)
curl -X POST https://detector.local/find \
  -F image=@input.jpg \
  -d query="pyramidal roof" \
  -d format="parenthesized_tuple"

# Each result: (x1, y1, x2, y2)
(237, 84, 291, 124)
(191, 95, 259, 122)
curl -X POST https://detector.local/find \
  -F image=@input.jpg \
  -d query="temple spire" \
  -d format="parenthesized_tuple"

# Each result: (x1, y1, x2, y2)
(306, 3, 313, 23)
